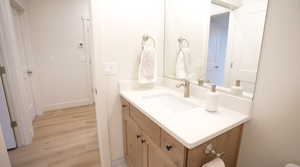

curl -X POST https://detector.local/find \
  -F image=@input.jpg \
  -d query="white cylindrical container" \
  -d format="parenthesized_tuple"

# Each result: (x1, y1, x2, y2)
(202, 158, 225, 167)
(285, 164, 300, 167)
(231, 80, 243, 96)
(205, 85, 219, 112)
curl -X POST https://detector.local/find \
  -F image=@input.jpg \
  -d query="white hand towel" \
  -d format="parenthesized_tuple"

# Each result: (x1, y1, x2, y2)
(176, 48, 191, 80)
(286, 164, 300, 167)
(138, 46, 157, 84)
(202, 158, 225, 167)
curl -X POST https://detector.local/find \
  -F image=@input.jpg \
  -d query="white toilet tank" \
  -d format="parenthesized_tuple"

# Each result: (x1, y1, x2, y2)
(286, 164, 300, 167)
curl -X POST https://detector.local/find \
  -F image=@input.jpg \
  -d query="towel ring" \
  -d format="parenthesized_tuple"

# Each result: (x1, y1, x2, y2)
(142, 35, 156, 48)
(178, 37, 190, 48)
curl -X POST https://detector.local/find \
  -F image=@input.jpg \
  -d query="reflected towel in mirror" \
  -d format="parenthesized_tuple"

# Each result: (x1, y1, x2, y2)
(176, 48, 191, 80)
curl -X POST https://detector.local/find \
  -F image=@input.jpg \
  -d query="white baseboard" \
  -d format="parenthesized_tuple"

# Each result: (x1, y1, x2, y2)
(112, 157, 127, 167)
(42, 98, 92, 112)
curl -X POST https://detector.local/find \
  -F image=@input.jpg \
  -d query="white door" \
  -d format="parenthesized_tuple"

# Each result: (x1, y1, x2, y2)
(227, 3, 267, 92)
(12, 8, 37, 121)
(207, 13, 230, 86)
(0, 124, 11, 167)
(0, 75, 16, 149)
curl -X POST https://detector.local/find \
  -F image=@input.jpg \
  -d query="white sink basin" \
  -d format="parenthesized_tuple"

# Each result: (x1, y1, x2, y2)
(141, 94, 200, 113)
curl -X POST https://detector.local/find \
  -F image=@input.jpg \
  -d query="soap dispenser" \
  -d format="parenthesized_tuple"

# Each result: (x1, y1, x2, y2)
(231, 80, 243, 96)
(205, 85, 219, 112)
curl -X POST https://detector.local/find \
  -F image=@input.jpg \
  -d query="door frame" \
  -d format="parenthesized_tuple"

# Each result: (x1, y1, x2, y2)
(0, 0, 34, 147)
(81, 16, 95, 104)
(89, 0, 112, 166)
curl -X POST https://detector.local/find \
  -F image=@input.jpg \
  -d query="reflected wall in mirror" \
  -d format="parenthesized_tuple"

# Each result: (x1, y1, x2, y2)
(164, 0, 269, 98)
(164, 0, 211, 81)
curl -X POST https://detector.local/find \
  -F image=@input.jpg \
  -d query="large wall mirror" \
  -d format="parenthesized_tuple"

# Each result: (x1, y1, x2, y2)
(164, 0, 269, 98)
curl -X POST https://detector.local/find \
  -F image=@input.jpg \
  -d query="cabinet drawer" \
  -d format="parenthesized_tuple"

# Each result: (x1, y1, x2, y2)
(161, 130, 186, 167)
(121, 98, 130, 117)
(130, 106, 161, 146)
(147, 134, 178, 167)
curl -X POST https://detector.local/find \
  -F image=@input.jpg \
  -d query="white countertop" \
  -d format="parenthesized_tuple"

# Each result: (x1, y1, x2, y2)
(120, 87, 250, 149)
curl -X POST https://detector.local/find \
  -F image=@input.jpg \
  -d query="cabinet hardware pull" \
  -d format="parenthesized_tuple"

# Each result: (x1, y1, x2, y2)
(122, 105, 127, 108)
(141, 139, 146, 144)
(204, 143, 225, 157)
(166, 145, 173, 151)
(136, 135, 141, 139)
(216, 152, 225, 157)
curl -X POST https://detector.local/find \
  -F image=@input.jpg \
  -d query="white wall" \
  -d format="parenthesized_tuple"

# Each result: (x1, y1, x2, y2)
(165, 0, 211, 80)
(27, 0, 92, 112)
(90, 0, 164, 162)
(238, 0, 300, 166)
(0, 125, 11, 167)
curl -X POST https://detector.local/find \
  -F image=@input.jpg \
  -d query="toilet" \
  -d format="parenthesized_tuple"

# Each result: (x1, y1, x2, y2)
(286, 164, 300, 167)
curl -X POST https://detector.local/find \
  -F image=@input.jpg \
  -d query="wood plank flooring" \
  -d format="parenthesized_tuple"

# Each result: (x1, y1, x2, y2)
(8, 105, 101, 167)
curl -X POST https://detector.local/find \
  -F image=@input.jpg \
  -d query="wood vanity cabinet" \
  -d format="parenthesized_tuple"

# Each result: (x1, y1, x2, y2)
(121, 98, 243, 167)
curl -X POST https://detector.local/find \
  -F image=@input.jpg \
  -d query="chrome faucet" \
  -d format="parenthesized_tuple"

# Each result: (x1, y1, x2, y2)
(176, 79, 191, 98)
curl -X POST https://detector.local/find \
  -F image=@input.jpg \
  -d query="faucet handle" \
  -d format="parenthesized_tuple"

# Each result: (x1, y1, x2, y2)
(176, 83, 185, 88)
(198, 79, 211, 86)
(204, 144, 224, 158)
(176, 79, 189, 88)
(184, 79, 190, 85)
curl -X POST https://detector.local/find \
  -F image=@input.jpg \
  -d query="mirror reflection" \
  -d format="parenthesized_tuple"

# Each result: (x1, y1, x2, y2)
(164, 0, 268, 97)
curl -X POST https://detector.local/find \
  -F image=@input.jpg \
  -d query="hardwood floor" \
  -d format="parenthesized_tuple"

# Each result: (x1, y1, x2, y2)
(8, 105, 101, 167)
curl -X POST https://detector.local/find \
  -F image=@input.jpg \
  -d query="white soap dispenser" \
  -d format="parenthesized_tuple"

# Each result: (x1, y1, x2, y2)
(231, 80, 243, 96)
(205, 85, 219, 112)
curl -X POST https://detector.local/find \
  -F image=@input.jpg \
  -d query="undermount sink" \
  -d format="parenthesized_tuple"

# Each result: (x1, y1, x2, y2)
(141, 94, 200, 113)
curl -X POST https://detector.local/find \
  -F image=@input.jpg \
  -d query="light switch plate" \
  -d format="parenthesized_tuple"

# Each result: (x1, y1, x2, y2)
(104, 62, 118, 76)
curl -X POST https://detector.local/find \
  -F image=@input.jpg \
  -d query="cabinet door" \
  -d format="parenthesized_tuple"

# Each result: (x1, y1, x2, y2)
(139, 136, 149, 167)
(148, 137, 177, 167)
(126, 118, 142, 167)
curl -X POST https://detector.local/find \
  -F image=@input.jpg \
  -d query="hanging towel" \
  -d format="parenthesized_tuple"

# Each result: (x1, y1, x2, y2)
(176, 48, 191, 80)
(138, 46, 157, 84)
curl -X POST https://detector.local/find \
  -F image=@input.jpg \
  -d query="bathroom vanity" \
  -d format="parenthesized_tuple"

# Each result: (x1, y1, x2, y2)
(119, 0, 267, 165)
(120, 87, 249, 167)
